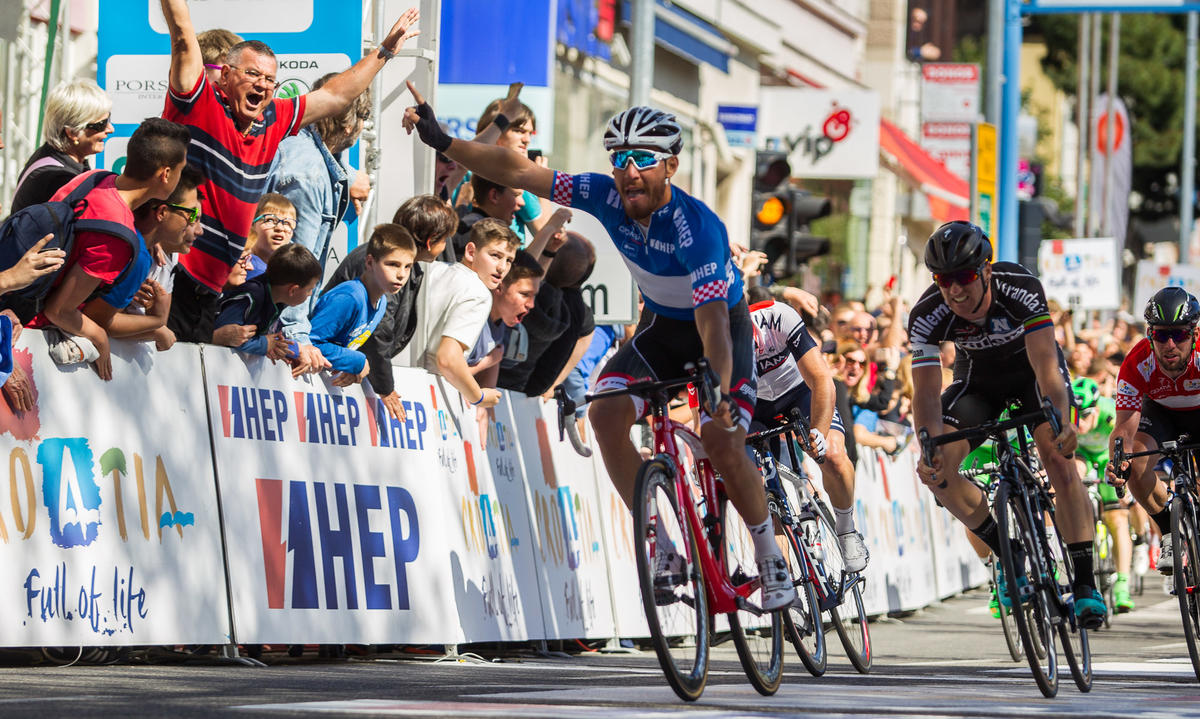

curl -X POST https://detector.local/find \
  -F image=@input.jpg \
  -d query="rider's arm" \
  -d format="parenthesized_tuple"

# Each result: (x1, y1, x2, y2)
(796, 349, 834, 436)
(1109, 408, 1141, 459)
(1024, 327, 1071, 426)
(695, 301, 735, 398)
(910, 363, 945, 439)
(159, 0, 203, 95)
(443, 140, 555, 199)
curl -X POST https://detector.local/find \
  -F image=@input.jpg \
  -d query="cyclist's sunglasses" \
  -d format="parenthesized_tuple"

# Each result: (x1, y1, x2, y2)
(934, 266, 983, 288)
(609, 149, 672, 171)
(164, 202, 200, 225)
(1149, 326, 1194, 344)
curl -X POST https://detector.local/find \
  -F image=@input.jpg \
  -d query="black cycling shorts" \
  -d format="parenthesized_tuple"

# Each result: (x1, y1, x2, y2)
(750, 382, 845, 436)
(595, 299, 758, 430)
(1137, 399, 1200, 449)
(940, 350, 1071, 450)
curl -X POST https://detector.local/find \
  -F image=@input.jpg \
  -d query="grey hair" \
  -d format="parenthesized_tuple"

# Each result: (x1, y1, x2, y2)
(43, 79, 112, 152)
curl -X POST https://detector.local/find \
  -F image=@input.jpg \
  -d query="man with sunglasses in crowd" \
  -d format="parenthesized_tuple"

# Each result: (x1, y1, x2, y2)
(909, 220, 1107, 629)
(156, 0, 419, 368)
(1108, 287, 1200, 578)
(401, 82, 798, 611)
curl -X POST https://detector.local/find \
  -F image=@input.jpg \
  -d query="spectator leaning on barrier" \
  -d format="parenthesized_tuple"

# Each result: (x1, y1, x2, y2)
(324, 195, 457, 422)
(245, 194, 297, 280)
(156, 0, 419, 357)
(212, 243, 321, 360)
(310, 224, 416, 386)
(196, 28, 243, 86)
(470, 250, 543, 389)
(451, 174, 525, 258)
(9, 80, 114, 214)
(24, 118, 191, 383)
(0, 238, 68, 412)
(404, 218, 516, 409)
(267, 72, 371, 342)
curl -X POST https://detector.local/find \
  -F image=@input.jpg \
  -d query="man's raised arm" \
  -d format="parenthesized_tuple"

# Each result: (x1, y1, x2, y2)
(159, 0, 203, 95)
(301, 8, 420, 126)
(403, 82, 555, 199)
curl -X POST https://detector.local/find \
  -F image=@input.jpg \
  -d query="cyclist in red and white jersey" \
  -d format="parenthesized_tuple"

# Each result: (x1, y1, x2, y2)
(1109, 287, 1200, 575)
(745, 286, 868, 571)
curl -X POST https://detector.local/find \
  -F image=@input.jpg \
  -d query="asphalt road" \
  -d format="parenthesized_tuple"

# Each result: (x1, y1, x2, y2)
(0, 585, 1197, 718)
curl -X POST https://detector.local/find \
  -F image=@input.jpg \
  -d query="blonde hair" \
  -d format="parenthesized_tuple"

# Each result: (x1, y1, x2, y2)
(197, 28, 243, 66)
(43, 80, 112, 151)
(255, 193, 295, 219)
(835, 340, 871, 404)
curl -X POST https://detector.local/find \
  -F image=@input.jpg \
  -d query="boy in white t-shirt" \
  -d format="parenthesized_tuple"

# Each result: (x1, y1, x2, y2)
(406, 217, 517, 408)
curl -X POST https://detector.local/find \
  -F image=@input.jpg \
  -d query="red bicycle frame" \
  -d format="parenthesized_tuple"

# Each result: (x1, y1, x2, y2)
(648, 404, 759, 616)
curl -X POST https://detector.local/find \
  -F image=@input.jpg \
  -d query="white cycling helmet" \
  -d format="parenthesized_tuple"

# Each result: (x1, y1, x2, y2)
(603, 106, 683, 155)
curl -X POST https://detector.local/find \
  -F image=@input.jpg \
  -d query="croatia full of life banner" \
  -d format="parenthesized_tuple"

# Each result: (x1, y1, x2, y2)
(0, 333, 231, 647)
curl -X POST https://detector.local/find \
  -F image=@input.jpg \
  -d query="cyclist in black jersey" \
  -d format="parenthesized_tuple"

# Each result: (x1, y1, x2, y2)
(908, 221, 1106, 628)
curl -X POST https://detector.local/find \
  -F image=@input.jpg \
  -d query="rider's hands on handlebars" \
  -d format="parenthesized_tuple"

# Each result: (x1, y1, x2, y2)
(807, 428, 828, 461)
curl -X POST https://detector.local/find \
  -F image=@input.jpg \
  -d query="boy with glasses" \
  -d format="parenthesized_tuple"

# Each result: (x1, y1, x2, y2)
(908, 220, 1106, 629)
(246, 194, 297, 280)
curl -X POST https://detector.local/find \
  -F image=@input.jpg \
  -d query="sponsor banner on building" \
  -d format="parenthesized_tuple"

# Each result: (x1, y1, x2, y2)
(0, 333, 230, 647)
(1038, 238, 1121, 311)
(759, 88, 881, 180)
(202, 349, 461, 645)
(508, 397, 616, 639)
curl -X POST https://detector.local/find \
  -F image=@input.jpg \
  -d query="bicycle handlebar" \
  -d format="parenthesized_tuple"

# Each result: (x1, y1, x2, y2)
(744, 407, 826, 464)
(582, 358, 721, 413)
(553, 385, 592, 458)
(917, 397, 1061, 470)
(1110, 434, 1200, 494)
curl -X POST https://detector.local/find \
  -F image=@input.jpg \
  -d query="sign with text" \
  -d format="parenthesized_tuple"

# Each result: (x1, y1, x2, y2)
(568, 209, 639, 325)
(921, 63, 981, 123)
(1134, 261, 1200, 316)
(716, 105, 758, 149)
(0, 334, 230, 647)
(1038, 238, 1121, 310)
(759, 88, 880, 180)
(921, 122, 971, 181)
(973, 122, 998, 238)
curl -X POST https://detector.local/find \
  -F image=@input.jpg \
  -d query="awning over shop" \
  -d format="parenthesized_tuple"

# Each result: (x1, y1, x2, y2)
(621, 0, 734, 72)
(879, 118, 969, 225)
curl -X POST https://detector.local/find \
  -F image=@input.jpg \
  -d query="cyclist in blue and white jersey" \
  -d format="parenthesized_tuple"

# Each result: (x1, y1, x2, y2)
(403, 82, 797, 610)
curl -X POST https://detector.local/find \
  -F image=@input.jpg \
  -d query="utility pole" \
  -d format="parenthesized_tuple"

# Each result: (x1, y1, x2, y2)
(986, 0, 1003, 124)
(1182, 12, 1198, 259)
(1074, 14, 1090, 237)
(1101, 14, 1120, 238)
(629, 0, 655, 106)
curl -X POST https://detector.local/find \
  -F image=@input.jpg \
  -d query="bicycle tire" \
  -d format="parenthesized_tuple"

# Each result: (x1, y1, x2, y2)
(633, 459, 710, 701)
(1171, 496, 1200, 682)
(813, 498, 871, 673)
(993, 561, 1024, 662)
(996, 481, 1058, 697)
(720, 496, 784, 695)
(780, 524, 826, 676)
(1045, 503, 1092, 693)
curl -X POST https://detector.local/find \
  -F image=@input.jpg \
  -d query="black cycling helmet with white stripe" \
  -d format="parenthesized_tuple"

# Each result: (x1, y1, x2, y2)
(1145, 286, 1200, 327)
(603, 106, 683, 155)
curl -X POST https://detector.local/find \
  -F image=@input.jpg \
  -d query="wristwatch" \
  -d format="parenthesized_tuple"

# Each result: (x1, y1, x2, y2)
(377, 45, 397, 60)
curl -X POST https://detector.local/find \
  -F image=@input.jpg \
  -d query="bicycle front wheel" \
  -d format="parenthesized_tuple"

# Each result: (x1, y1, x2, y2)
(633, 459, 710, 701)
(1171, 496, 1200, 682)
(992, 560, 1024, 662)
(1046, 504, 1092, 693)
(721, 496, 784, 695)
(996, 482, 1058, 697)
(814, 499, 871, 673)
(780, 524, 826, 676)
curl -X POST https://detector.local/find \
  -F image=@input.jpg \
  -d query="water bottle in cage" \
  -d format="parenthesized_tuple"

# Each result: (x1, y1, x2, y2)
(799, 507, 823, 561)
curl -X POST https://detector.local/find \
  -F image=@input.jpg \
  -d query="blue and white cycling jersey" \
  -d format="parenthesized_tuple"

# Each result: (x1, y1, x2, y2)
(551, 171, 743, 321)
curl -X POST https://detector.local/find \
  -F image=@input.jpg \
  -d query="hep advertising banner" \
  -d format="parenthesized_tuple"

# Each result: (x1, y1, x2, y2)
(0, 333, 230, 647)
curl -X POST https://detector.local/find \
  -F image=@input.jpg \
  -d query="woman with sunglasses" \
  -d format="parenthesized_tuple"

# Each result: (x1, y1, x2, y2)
(9, 80, 113, 214)
(1108, 287, 1200, 578)
(908, 220, 1107, 630)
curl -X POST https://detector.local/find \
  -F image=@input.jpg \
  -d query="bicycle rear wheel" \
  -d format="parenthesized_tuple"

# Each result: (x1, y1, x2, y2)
(633, 459, 710, 701)
(780, 524, 826, 676)
(1171, 497, 1200, 682)
(992, 560, 1023, 662)
(814, 499, 871, 673)
(996, 482, 1058, 697)
(721, 496, 784, 695)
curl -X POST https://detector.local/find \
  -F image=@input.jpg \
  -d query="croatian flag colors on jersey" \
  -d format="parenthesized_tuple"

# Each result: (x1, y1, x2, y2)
(551, 171, 742, 321)
(749, 300, 817, 401)
(1116, 337, 1200, 412)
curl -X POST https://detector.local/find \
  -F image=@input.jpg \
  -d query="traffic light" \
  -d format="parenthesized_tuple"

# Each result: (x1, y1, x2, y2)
(750, 151, 831, 277)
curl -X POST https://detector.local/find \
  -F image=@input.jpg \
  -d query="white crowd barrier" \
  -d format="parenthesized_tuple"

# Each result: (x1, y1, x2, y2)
(0, 334, 989, 647)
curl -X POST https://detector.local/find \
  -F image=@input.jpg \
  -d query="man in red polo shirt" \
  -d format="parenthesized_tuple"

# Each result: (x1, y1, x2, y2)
(157, 0, 421, 373)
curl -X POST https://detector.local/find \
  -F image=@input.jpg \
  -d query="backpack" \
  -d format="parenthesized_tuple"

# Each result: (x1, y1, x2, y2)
(0, 170, 141, 322)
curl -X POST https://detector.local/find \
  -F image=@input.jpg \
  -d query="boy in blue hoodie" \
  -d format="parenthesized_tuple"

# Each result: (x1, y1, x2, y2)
(213, 243, 322, 361)
(309, 224, 416, 386)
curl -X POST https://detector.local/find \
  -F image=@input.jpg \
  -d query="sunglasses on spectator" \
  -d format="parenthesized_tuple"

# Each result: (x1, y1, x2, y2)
(609, 149, 672, 171)
(1149, 326, 1194, 344)
(231, 66, 277, 88)
(843, 356, 867, 367)
(934, 266, 983, 288)
(84, 115, 111, 133)
(254, 214, 296, 231)
(164, 202, 200, 225)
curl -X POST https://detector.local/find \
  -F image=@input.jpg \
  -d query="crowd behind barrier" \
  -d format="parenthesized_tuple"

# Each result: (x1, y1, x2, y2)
(1, 332, 986, 649)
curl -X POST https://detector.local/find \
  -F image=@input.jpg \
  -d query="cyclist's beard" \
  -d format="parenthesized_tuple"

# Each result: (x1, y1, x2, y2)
(1160, 346, 1192, 372)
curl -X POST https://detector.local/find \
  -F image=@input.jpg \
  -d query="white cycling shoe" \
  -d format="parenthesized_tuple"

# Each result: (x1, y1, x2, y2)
(757, 555, 798, 611)
(838, 531, 870, 574)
